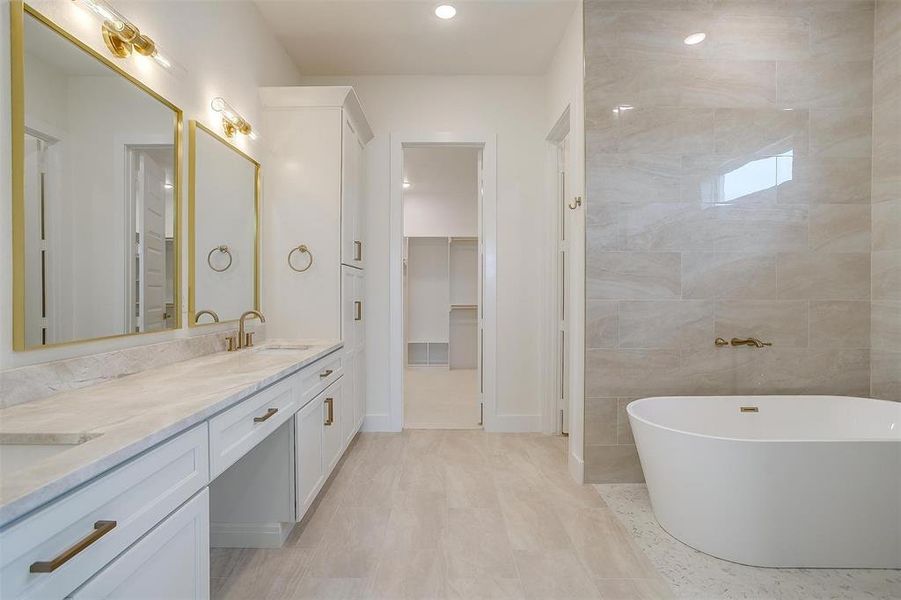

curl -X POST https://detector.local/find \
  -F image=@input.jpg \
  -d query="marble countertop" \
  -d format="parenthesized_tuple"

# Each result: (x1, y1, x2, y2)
(0, 340, 343, 527)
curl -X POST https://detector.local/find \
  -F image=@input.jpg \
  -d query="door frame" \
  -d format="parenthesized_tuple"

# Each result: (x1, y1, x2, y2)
(389, 132, 497, 432)
(545, 105, 586, 483)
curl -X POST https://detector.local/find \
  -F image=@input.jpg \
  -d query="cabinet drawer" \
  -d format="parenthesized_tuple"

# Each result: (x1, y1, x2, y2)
(296, 353, 342, 404)
(0, 425, 208, 600)
(209, 377, 297, 479)
(69, 490, 209, 600)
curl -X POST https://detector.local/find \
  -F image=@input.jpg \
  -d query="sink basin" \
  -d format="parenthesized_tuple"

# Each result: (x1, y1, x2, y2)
(0, 432, 101, 482)
(253, 344, 311, 353)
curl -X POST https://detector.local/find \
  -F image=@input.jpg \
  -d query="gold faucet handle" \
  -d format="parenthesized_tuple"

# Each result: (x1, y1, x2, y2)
(751, 337, 772, 347)
(245, 331, 255, 348)
(714, 337, 729, 347)
(226, 335, 238, 352)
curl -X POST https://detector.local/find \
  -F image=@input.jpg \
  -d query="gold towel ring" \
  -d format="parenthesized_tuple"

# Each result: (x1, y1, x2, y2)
(288, 244, 313, 272)
(207, 245, 232, 272)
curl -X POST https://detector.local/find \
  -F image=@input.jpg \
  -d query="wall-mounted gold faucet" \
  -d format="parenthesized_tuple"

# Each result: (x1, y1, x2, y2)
(715, 337, 772, 348)
(227, 309, 266, 351)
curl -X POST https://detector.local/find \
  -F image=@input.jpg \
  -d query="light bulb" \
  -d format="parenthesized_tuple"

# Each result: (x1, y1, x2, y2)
(684, 32, 706, 45)
(435, 4, 456, 19)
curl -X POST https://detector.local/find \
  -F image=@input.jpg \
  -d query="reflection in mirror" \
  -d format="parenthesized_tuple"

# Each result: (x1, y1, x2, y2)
(189, 122, 259, 325)
(14, 7, 181, 349)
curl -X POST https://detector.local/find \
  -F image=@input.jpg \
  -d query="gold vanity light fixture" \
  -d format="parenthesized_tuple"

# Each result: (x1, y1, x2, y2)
(72, 0, 177, 71)
(211, 97, 258, 140)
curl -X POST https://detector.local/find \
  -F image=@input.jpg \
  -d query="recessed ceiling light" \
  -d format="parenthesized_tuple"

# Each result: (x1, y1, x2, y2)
(435, 4, 456, 19)
(684, 32, 706, 45)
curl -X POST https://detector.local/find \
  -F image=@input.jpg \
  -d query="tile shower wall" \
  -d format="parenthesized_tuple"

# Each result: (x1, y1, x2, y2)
(871, 0, 901, 400)
(584, 0, 879, 482)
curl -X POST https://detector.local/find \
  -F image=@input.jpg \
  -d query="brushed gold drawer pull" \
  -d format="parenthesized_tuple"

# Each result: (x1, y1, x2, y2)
(354, 240, 362, 261)
(30, 520, 117, 573)
(354, 301, 362, 321)
(319, 369, 333, 379)
(741, 406, 759, 413)
(324, 397, 334, 426)
(253, 407, 278, 423)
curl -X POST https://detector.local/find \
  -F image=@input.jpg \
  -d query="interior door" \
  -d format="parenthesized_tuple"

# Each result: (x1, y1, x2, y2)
(557, 137, 570, 435)
(23, 135, 45, 347)
(137, 152, 167, 332)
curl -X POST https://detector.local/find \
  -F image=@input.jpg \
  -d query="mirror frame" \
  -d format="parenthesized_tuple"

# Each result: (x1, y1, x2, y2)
(9, 1, 184, 351)
(187, 120, 261, 327)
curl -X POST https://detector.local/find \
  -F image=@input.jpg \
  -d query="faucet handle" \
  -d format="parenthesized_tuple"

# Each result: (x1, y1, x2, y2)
(226, 335, 238, 352)
(245, 331, 255, 348)
(714, 337, 729, 347)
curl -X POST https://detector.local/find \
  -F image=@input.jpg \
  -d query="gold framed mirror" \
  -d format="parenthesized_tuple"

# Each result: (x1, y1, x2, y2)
(188, 121, 260, 327)
(10, 2, 183, 350)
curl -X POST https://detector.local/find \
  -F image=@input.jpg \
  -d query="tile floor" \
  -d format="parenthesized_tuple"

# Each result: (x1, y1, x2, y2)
(597, 484, 901, 600)
(404, 369, 480, 429)
(211, 430, 672, 599)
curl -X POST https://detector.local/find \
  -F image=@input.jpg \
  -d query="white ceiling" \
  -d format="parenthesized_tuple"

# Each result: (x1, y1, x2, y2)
(253, 0, 579, 76)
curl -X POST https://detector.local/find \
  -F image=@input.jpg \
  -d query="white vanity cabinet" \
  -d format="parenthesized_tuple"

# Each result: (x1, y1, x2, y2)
(261, 86, 371, 437)
(68, 490, 209, 600)
(1, 346, 362, 600)
(0, 425, 209, 600)
(261, 86, 373, 343)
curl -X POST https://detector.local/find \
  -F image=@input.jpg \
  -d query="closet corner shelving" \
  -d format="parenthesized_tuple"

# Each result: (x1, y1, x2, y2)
(405, 236, 478, 369)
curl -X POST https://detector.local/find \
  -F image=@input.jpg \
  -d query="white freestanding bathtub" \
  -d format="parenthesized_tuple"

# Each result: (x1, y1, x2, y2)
(628, 395, 901, 569)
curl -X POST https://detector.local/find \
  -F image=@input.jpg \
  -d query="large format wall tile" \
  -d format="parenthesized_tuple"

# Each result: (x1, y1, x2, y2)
(776, 252, 870, 300)
(583, 0, 884, 482)
(617, 300, 714, 349)
(809, 301, 871, 348)
(682, 253, 777, 299)
(714, 300, 809, 348)
(809, 204, 871, 252)
(777, 156, 872, 205)
(587, 252, 682, 300)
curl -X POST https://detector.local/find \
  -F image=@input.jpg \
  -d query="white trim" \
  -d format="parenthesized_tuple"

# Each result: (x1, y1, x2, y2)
(209, 522, 292, 549)
(389, 132, 498, 432)
(490, 415, 543, 433)
(568, 449, 585, 484)
(544, 109, 572, 436)
(362, 413, 392, 432)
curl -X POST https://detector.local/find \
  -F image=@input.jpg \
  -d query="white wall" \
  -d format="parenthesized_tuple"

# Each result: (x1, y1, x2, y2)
(0, 0, 300, 369)
(299, 75, 548, 430)
(543, 3, 585, 479)
(403, 146, 479, 238)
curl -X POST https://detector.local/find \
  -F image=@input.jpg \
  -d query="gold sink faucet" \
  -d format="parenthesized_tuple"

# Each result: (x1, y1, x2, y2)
(230, 309, 266, 351)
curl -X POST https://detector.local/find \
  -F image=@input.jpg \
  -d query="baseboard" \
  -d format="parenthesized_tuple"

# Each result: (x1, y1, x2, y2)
(362, 413, 396, 432)
(568, 450, 585, 484)
(487, 414, 542, 433)
(210, 522, 293, 548)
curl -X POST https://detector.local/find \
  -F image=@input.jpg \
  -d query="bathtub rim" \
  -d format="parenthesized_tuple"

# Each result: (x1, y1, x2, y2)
(626, 395, 901, 444)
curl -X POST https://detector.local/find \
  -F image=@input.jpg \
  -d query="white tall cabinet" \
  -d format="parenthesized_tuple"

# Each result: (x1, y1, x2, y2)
(261, 86, 372, 436)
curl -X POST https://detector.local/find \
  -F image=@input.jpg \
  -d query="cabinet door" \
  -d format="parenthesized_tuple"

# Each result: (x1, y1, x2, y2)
(69, 490, 209, 600)
(341, 266, 357, 348)
(321, 377, 344, 475)
(341, 352, 356, 448)
(354, 348, 366, 431)
(341, 117, 363, 267)
(295, 396, 324, 522)
(353, 269, 365, 350)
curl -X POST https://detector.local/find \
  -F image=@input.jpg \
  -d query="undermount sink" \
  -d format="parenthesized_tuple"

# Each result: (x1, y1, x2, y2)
(0, 432, 101, 482)
(253, 344, 311, 353)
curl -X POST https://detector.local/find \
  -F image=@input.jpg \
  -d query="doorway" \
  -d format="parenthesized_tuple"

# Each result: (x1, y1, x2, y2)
(402, 146, 482, 429)
(125, 144, 176, 333)
(389, 133, 498, 432)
